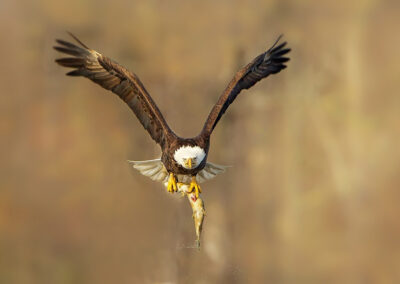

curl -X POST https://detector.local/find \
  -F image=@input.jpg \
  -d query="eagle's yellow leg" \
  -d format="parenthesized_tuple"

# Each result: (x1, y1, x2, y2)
(188, 176, 202, 198)
(167, 173, 178, 193)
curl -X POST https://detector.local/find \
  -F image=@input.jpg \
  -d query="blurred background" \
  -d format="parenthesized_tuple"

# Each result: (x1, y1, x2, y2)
(1, 0, 400, 283)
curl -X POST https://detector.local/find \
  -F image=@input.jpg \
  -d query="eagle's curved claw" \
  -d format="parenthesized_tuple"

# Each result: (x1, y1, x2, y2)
(188, 176, 202, 198)
(167, 173, 178, 193)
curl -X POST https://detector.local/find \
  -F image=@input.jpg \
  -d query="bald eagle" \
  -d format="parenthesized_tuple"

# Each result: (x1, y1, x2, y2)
(54, 33, 290, 198)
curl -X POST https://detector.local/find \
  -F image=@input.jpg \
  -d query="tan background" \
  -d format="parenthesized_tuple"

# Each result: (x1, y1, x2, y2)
(1, 0, 400, 283)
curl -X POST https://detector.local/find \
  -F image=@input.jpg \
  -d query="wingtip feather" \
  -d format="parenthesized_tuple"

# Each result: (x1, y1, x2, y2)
(268, 34, 284, 51)
(66, 70, 82, 76)
(66, 31, 90, 49)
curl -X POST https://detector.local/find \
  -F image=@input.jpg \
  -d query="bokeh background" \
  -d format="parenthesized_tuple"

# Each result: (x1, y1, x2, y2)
(1, 0, 400, 283)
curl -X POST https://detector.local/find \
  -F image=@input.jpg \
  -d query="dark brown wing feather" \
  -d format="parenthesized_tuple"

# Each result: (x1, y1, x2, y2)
(54, 33, 173, 147)
(201, 36, 290, 136)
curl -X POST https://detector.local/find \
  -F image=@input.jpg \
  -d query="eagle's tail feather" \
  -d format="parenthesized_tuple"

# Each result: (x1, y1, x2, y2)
(128, 159, 169, 182)
(196, 162, 229, 183)
(128, 159, 228, 184)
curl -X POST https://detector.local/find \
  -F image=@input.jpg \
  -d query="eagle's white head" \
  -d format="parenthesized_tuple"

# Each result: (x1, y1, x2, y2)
(174, 146, 206, 169)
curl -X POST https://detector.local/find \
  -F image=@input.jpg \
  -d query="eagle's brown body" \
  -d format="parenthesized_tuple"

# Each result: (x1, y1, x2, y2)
(54, 33, 290, 192)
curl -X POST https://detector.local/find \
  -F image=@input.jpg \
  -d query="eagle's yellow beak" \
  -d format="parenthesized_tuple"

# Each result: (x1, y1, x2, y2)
(185, 158, 193, 169)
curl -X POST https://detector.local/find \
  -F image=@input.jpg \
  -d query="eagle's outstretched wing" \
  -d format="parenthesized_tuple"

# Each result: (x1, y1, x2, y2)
(201, 36, 290, 136)
(54, 33, 173, 147)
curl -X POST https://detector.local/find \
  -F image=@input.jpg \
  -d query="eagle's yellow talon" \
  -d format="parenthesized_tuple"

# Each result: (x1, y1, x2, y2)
(167, 173, 178, 193)
(188, 176, 201, 198)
